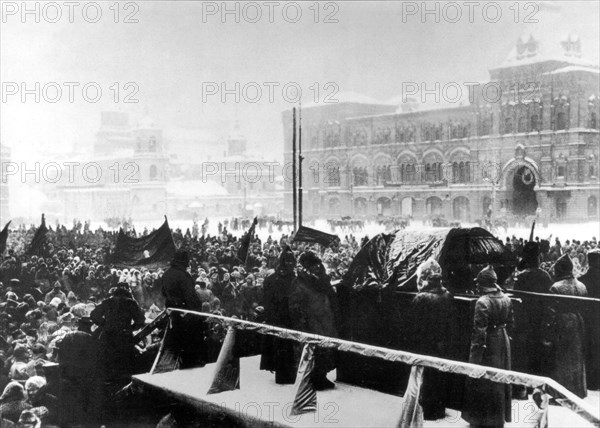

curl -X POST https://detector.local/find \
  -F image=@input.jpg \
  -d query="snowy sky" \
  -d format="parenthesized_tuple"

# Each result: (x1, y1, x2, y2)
(1, 1, 599, 161)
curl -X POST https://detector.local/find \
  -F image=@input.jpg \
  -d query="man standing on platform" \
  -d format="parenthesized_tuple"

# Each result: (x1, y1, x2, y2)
(260, 246, 297, 384)
(160, 250, 207, 369)
(289, 251, 339, 390)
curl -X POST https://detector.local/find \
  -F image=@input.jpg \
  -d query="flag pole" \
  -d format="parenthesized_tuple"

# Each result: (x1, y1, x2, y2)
(292, 107, 297, 232)
(298, 102, 303, 229)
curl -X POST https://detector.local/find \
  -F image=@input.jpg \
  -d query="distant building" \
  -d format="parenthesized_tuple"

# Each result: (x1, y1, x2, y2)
(0, 143, 10, 223)
(53, 113, 168, 222)
(167, 121, 283, 218)
(283, 8, 599, 222)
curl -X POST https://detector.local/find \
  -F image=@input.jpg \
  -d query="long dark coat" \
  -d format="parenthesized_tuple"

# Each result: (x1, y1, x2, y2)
(513, 267, 553, 376)
(289, 269, 338, 376)
(260, 269, 297, 383)
(90, 292, 145, 380)
(409, 286, 457, 420)
(462, 290, 513, 427)
(159, 262, 207, 369)
(545, 278, 587, 398)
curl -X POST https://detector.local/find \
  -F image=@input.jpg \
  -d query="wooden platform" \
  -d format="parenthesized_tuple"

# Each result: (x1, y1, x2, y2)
(132, 356, 598, 427)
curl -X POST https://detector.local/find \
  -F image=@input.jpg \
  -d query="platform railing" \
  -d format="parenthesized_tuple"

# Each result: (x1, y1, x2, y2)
(151, 308, 600, 427)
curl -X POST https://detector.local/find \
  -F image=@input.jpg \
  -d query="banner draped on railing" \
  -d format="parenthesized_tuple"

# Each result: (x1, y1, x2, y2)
(152, 309, 600, 427)
(290, 343, 317, 416)
(207, 327, 240, 394)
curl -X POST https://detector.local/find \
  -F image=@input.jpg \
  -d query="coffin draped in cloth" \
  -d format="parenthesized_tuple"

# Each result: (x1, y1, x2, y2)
(340, 227, 515, 292)
(112, 217, 176, 269)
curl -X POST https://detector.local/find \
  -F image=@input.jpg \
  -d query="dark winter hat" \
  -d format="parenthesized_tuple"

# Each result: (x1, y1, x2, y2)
(588, 249, 600, 268)
(172, 250, 190, 266)
(299, 251, 321, 269)
(522, 241, 540, 260)
(279, 246, 296, 265)
(553, 254, 573, 279)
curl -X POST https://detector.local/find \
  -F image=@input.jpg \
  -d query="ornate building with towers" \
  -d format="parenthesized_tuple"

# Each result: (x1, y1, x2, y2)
(52, 112, 169, 222)
(283, 6, 599, 223)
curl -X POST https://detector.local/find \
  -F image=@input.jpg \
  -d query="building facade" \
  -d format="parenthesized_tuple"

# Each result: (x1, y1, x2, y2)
(0, 143, 10, 224)
(53, 113, 169, 222)
(283, 24, 600, 223)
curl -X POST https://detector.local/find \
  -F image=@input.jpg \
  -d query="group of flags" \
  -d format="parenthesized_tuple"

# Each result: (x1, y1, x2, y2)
(1, 212, 339, 268)
(0, 214, 48, 257)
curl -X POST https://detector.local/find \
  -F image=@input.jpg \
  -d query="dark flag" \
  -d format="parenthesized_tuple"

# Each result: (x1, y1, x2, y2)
(0, 220, 11, 255)
(237, 216, 257, 265)
(113, 216, 176, 269)
(293, 225, 339, 247)
(27, 214, 48, 256)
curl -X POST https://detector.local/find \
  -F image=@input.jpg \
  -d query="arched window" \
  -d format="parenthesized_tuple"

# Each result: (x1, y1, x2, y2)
(149, 165, 158, 180)
(530, 115, 539, 132)
(504, 117, 513, 134)
(452, 162, 459, 183)
(589, 196, 598, 217)
(465, 161, 471, 182)
(518, 116, 528, 133)
(556, 112, 567, 130)
(459, 162, 466, 183)
(481, 117, 492, 135)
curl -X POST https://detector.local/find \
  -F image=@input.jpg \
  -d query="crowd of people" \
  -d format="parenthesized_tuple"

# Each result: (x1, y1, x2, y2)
(0, 217, 597, 427)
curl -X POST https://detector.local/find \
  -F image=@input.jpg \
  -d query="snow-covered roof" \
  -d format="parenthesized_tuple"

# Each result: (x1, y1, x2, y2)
(542, 65, 600, 75)
(303, 91, 394, 109)
(494, 4, 599, 70)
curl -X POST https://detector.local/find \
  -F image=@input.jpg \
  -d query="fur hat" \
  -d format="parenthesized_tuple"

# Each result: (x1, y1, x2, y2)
(299, 251, 321, 269)
(279, 246, 296, 265)
(588, 249, 600, 268)
(519, 241, 540, 269)
(172, 250, 190, 266)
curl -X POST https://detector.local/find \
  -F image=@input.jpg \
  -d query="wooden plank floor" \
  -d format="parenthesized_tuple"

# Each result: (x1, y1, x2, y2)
(132, 356, 598, 427)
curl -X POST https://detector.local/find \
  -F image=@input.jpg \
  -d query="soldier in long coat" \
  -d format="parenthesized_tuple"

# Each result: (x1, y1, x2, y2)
(289, 251, 339, 390)
(578, 248, 600, 389)
(544, 254, 587, 398)
(462, 266, 513, 428)
(409, 258, 456, 420)
(260, 246, 297, 384)
(513, 241, 552, 381)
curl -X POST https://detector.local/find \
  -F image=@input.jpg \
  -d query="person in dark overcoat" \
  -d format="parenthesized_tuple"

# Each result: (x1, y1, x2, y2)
(543, 254, 587, 398)
(260, 246, 298, 384)
(462, 265, 513, 428)
(513, 241, 552, 380)
(159, 250, 207, 369)
(90, 285, 145, 381)
(409, 258, 456, 420)
(514, 242, 553, 294)
(579, 249, 600, 298)
(578, 248, 600, 390)
(289, 251, 339, 390)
